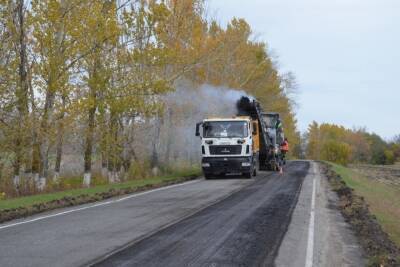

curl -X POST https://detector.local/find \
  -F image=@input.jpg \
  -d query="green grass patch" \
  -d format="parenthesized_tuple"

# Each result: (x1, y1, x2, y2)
(0, 168, 201, 211)
(327, 162, 400, 247)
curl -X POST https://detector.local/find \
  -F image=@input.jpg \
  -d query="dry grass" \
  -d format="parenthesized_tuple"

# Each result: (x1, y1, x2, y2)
(351, 164, 400, 187)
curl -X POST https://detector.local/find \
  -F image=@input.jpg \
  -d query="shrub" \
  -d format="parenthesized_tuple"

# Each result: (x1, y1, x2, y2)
(128, 160, 151, 179)
(321, 140, 352, 165)
(384, 150, 395, 165)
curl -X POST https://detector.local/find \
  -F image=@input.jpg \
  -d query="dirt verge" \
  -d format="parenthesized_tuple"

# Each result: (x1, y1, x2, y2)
(0, 175, 199, 224)
(321, 162, 400, 267)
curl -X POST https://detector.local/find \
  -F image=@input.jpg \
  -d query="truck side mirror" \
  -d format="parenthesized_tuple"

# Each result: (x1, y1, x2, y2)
(195, 122, 202, 136)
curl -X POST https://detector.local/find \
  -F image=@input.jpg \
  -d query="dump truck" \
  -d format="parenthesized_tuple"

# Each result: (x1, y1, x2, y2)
(195, 116, 259, 179)
(195, 97, 285, 179)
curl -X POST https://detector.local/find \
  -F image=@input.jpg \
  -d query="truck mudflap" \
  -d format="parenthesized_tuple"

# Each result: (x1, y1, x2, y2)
(201, 156, 253, 175)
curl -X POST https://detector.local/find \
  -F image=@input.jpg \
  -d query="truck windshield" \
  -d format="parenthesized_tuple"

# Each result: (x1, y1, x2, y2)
(203, 121, 248, 138)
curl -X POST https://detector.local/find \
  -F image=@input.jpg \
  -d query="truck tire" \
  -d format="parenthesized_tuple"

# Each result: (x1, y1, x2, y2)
(204, 174, 213, 180)
(218, 173, 226, 178)
(266, 163, 273, 171)
(244, 172, 252, 179)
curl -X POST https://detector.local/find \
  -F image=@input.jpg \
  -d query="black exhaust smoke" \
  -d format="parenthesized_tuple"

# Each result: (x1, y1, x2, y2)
(236, 96, 258, 119)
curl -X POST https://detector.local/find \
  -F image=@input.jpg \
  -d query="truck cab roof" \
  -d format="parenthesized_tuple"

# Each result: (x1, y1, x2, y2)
(204, 116, 251, 122)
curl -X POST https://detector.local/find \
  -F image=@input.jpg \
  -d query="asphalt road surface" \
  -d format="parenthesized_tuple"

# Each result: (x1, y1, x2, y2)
(0, 161, 364, 267)
(94, 161, 307, 267)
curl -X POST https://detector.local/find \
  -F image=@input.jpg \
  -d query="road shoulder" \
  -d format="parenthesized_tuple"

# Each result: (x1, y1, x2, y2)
(275, 161, 365, 267)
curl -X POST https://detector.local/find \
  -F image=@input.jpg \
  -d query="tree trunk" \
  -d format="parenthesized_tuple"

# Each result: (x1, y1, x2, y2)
(38, 89, 55, 189)
(101, 156, 108, 179)
(53, 2, 67, 182)
(122, 123, 133, 179)
(32, 141, 40, 188)
(164, 108, 173, 166)
(107, 112, 121, 183)
(0, 160, 4, 186)
(151, 116, 162, 175)
(54, 125, 63, 182)
(122, 116, 137, 177)
(83, 89, 96, 187)
(13, 0, 29, 189)
(99, 113, 108, 179)
(54, 95, 66, 182)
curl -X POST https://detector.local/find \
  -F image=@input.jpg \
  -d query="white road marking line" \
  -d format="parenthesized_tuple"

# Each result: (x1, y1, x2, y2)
(0, 179, 201, 231)
(305, 164, 317, 267)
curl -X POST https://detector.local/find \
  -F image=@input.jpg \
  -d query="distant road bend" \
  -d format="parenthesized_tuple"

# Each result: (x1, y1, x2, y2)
(0, 161, 364, 267)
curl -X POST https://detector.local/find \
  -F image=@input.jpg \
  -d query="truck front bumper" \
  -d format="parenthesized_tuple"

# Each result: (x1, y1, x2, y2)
(201, 157, 253, 175)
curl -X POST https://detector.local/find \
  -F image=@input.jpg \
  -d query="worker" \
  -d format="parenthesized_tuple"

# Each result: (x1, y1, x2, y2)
(280, 138, 289, 165)
(275, 119, 283, 131)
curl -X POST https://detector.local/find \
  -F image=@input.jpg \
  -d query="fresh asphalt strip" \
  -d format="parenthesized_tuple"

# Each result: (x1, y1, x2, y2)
(93, 161, 309, 267)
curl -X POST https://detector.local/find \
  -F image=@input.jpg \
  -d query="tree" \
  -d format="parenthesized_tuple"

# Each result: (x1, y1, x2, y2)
(306, 121, 320, 160)
(321, 140, 352, 165)
(366, 133, 388, 165)
(0, 0, 303, 195)
(384, 150, 395, 165)
(305, 122, 396, 166)
(0, 0, 31, 189)
(31, 0, 87, 187)
(72, 0, 119, 186)
(394, 134, 400, 144)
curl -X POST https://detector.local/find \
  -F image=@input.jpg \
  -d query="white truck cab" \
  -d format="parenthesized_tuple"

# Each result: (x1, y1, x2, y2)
(195, 116, 258, 179)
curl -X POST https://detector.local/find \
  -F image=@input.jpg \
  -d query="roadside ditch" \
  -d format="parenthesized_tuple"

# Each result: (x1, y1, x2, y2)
(321, 162, 400, 266)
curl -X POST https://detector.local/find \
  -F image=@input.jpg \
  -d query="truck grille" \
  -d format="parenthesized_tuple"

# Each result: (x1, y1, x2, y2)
(209, 145, 242, 155)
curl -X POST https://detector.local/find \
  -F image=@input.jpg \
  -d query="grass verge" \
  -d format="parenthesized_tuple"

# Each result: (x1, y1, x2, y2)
(330, 163, 400, 246)
(323, 162, 400, 266)
(0, 168, 201, 223)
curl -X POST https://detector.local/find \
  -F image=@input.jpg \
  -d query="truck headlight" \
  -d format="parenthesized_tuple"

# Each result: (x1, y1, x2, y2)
(241, 162, 252, 167)
(202, 163, 210, 167)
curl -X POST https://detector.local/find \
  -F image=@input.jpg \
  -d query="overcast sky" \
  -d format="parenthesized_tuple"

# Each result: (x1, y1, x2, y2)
(208, 0, 400, 139)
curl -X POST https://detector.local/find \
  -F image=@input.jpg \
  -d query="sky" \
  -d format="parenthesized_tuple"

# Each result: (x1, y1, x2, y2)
(208, 0, 400, 139)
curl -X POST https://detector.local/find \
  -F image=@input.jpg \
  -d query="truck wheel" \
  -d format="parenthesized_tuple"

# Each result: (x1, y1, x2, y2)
(244, 172, 252, 179)
(218, 173, 226, 178)
(272, 162, 279, 172)
(269, 165, 274, 171)
(204, 174, 213, 180)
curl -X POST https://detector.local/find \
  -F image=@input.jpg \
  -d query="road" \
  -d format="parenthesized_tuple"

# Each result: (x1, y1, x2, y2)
(0, 161, 364, 267)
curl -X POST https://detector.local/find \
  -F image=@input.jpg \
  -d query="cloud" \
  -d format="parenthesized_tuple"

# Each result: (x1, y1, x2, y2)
(209, 0, 400, 138)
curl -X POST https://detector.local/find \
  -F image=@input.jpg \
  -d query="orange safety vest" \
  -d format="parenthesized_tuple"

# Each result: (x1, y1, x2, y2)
(281, 141, 289, 152)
